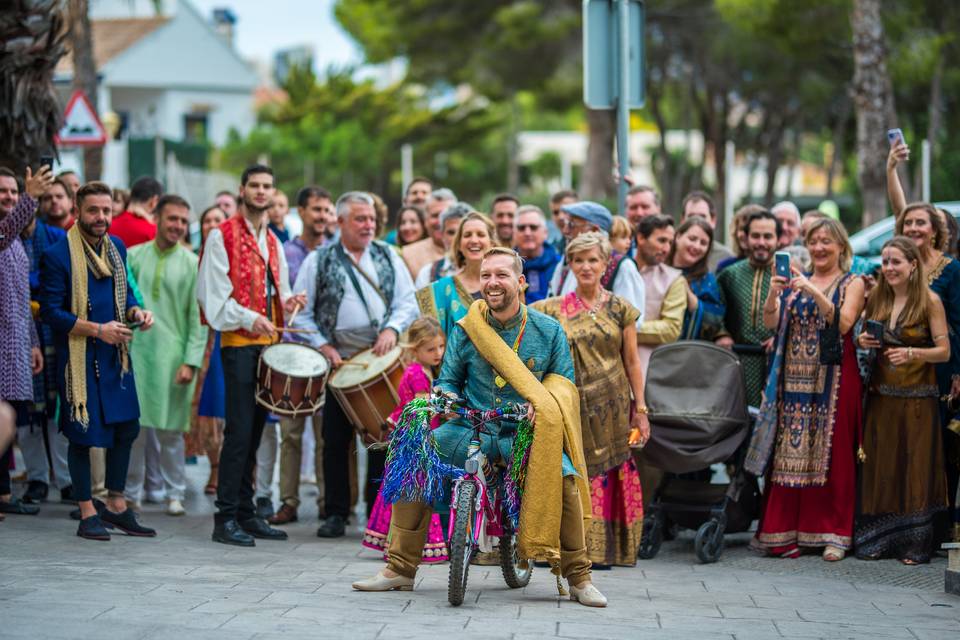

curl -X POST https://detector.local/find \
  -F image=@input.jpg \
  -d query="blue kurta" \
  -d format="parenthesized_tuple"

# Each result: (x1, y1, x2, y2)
(39, 235, 141, 447)
(929, 257, 960, 399)
(433, 304, 577, 475)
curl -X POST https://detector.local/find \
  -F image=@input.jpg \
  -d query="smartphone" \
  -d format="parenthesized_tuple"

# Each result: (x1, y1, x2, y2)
(887, 128, 904, 146)
(39, 155, 54, 171)
(774, 251, 791, 279)
(865, 320, 885, 347)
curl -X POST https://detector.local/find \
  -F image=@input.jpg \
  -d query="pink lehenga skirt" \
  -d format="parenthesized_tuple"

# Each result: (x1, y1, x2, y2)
(362, 489, 449, 563)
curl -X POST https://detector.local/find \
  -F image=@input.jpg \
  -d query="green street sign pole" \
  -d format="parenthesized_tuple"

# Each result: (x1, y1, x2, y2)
(583, 0, 644, 215)
(616, 0, 631, 215)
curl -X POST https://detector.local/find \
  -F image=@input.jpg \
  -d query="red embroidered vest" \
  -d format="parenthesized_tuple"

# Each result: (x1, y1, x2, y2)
(204, 214, 283, 341)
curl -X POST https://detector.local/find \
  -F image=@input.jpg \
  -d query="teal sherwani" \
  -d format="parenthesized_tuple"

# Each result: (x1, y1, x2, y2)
(433, 304, 577, 476)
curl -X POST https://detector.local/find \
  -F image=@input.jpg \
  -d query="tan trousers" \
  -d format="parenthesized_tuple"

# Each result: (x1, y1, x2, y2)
(387, 476, 592, 585)
(91, 448, 107, 499)
(278, 414, 325, 509)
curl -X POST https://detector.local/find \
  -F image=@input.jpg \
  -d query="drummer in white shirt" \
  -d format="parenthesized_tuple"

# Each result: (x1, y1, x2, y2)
(290, 191, 419, 538)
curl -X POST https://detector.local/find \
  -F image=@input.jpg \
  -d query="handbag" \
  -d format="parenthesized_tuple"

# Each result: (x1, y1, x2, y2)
(818, 279, 844, 365)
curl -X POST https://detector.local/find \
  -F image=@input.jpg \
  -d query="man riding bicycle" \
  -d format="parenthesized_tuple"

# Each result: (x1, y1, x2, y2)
(352, 247, 607, 607)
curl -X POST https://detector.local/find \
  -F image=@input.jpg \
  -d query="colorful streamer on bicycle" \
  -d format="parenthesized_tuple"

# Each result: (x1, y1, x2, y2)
(381, 398, 462, 505)
(503, 418, 533, 528)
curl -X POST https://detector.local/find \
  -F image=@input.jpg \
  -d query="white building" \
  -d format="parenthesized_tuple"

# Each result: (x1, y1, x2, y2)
(55, 0, 258, 187)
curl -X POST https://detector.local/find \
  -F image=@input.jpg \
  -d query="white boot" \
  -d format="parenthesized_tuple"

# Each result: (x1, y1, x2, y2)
(352, 571, 414, 592)
(569, 581, 608, 607)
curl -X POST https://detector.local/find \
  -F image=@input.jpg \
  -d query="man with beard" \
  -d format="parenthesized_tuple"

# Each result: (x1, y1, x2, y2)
(290, 192, 418, 538)
(491, 193, 519, 246)
(267, 185, 335, 526)
(125, 196, 207, 516)
(634, 215, 686, 375)
(352, 247, 607, 607)
(404, 177, 432, 208)
(39, 181, 157, 540)
(197, 164, 306, 547)
(715, 209, 780, 407)
(0, 166, 53, 517)
(38, 177, 75, 230)
(402, 188, 456, 279)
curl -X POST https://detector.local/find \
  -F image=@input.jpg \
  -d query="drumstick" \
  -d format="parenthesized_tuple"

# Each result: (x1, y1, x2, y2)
(287, 290, 307, 326)
(282, 327, 321, 335)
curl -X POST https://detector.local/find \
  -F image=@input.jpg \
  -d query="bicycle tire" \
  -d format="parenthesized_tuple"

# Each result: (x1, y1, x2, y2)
(499, 534, 532, 588)
(448, 480, 478, 606)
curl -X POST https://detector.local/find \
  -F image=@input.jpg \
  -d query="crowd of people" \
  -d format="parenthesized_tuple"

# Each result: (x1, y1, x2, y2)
(1, 139, 959, 606)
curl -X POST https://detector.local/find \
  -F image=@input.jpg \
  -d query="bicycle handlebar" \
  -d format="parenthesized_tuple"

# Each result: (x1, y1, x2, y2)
(428, 389, 527, 423)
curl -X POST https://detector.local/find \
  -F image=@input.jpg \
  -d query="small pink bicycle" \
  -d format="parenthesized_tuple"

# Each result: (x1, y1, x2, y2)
(427, 392, 533, 606)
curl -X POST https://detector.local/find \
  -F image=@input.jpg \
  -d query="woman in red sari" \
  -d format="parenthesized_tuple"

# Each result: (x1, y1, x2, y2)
(747, 218, 865, 561)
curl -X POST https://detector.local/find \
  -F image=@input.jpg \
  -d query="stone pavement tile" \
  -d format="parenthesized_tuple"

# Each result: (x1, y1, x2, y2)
(872, 601, 960, 618)
(796, 608, 960, 629)
(773, 620, 914, 638)
(1, 617, 146, 640)
(718, 604, 801, 620)
(907, 628, 960, 640)
(140, 627, 258, 640)
(658, 614, 781, 636)
(223, 613, 384, 639)
(94, 604, 235, 629)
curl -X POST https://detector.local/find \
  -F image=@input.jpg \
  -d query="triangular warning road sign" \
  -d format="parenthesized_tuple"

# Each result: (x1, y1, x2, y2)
(55, 90, 108, 146)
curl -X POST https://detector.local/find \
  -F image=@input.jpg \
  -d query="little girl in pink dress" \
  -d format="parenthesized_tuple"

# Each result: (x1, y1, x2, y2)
(362, 317, 449, 562)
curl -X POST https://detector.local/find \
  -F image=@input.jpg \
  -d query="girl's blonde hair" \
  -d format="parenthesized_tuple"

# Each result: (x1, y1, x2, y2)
(405, 316, 444, 351)
(610, 215, 632, 242)
(865, 236, 931, 328)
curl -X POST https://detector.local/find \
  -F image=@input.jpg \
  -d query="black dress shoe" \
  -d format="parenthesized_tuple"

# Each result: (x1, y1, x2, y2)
(212, 520, 255, 547)
(0, 498, 40, 515)
(77, 514, 111, 541)
(240, 517, 288, 540)
(60, 485, 77, 504)
(100, 508, 157, 537)
(22, 480, 49, 504)
(69, 498, 107, 521)
(255, 497, 275, 520)
(317, 514, 346, 538)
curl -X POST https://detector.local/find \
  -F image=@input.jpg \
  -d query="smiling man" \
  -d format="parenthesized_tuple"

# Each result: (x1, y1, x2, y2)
(126, 195, 207, 517)
(197, 164, 307, 547)
(353, 247, 608, 607)
(289, 191, 418, 539)
(513, 205, 560, 303)
(714, 209, 780, 407)
(634, 215, 686, 374)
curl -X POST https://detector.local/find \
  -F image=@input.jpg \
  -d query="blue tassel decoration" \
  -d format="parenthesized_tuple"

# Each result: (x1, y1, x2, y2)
(382, 398, 462, 504)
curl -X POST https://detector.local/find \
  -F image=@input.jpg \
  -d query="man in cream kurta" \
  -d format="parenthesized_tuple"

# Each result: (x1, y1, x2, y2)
(634, 214, 687, 374)
(126, 196, 206, 515)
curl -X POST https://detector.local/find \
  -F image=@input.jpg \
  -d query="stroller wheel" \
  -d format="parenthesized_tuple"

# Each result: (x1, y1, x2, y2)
(694, 519, 725, 564)
(638, 512, 663, 560)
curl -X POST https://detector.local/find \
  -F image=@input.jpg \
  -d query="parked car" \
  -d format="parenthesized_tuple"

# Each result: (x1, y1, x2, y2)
(850, 201, 960, 268)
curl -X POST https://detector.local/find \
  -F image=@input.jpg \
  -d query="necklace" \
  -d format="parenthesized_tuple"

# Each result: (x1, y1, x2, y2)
(494, 307, 528, 388)
(573, 290, 604, 318)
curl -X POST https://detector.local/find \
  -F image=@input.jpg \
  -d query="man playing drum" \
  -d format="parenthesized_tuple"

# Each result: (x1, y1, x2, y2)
(352, 247, 608, 607)
(197, 164, 307, 547)
(290, 191, 418, 538)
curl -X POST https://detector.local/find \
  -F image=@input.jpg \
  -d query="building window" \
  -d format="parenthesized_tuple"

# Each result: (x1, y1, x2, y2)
(184, 113, 208, 143)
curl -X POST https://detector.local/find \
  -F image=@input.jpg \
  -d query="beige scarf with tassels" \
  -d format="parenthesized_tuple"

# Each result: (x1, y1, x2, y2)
(66, 225, 129, 427)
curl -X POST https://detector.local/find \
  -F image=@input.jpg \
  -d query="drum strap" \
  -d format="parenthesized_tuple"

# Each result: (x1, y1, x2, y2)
(336, 244, 386, 331)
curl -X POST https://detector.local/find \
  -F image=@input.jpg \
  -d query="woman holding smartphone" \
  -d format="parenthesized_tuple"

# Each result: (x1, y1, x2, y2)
(749, 217, 865, 561)
(855, 237, 949, 564)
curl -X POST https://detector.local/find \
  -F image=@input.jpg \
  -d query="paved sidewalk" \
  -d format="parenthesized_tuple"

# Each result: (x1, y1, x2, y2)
(1, 462, 957, 640)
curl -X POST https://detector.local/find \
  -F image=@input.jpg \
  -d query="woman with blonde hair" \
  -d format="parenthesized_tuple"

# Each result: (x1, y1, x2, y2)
(415, 211, 496, 336)
(855, 237, 949, 563)
(749, 216, 865, 561)
(534, 232, 648, 567)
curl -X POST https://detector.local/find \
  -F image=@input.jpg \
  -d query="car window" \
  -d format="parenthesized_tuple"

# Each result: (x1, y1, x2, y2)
(867, 229, 892, 255)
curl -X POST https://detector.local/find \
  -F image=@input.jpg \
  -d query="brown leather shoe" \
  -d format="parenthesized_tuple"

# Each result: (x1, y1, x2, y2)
(267, 504, 298, 525)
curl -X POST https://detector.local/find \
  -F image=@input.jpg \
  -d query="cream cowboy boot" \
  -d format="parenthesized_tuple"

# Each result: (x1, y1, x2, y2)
(569, 581, 608, 607)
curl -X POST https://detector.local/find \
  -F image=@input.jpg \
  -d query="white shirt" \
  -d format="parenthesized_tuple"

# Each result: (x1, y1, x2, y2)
(291, 242, 419, 349)
(549, 255, 646, 327)
(197, 219, 293, 332)
(414, 256, 454, 289)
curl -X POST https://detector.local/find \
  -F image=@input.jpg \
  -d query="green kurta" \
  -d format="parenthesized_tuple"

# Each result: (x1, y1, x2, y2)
(129, 241, 207, 431)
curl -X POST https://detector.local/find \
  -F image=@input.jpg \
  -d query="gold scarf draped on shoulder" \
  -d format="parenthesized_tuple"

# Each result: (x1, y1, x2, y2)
(458, 300, 589, 563)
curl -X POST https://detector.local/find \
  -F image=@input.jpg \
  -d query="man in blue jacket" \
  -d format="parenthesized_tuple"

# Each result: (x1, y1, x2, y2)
(514, 205, 560, 304)
(39, 181, 157, 541)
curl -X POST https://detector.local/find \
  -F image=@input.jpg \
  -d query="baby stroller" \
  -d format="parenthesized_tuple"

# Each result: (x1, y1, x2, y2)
(637, 341, 760, 564)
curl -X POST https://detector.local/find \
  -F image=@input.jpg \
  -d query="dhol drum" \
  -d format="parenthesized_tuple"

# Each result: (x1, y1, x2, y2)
(256, 342, 329, 418)
(328, 346, 404, 446)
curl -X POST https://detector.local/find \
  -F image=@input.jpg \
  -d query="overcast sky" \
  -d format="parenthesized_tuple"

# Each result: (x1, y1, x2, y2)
(189, 0, 362, 71)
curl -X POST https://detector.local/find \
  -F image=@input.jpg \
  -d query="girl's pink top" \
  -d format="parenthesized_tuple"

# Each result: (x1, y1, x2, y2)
(387, 361, 439, 429)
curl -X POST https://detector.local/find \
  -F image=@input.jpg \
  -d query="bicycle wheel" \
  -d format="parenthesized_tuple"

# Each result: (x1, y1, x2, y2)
(499, 533, 532, 588)
(448, 480, 478, 606)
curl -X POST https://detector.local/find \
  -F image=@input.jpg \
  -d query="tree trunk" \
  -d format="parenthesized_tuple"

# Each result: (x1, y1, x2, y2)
(762, 113, 786, 207)
(581, 108, 615, 201)
(826, 90, 852, 200)
(506, 93, 520, 193)
(851, 0, 896, 227)
(67, 0, 102, 181)
(912, 53, 944, 201)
